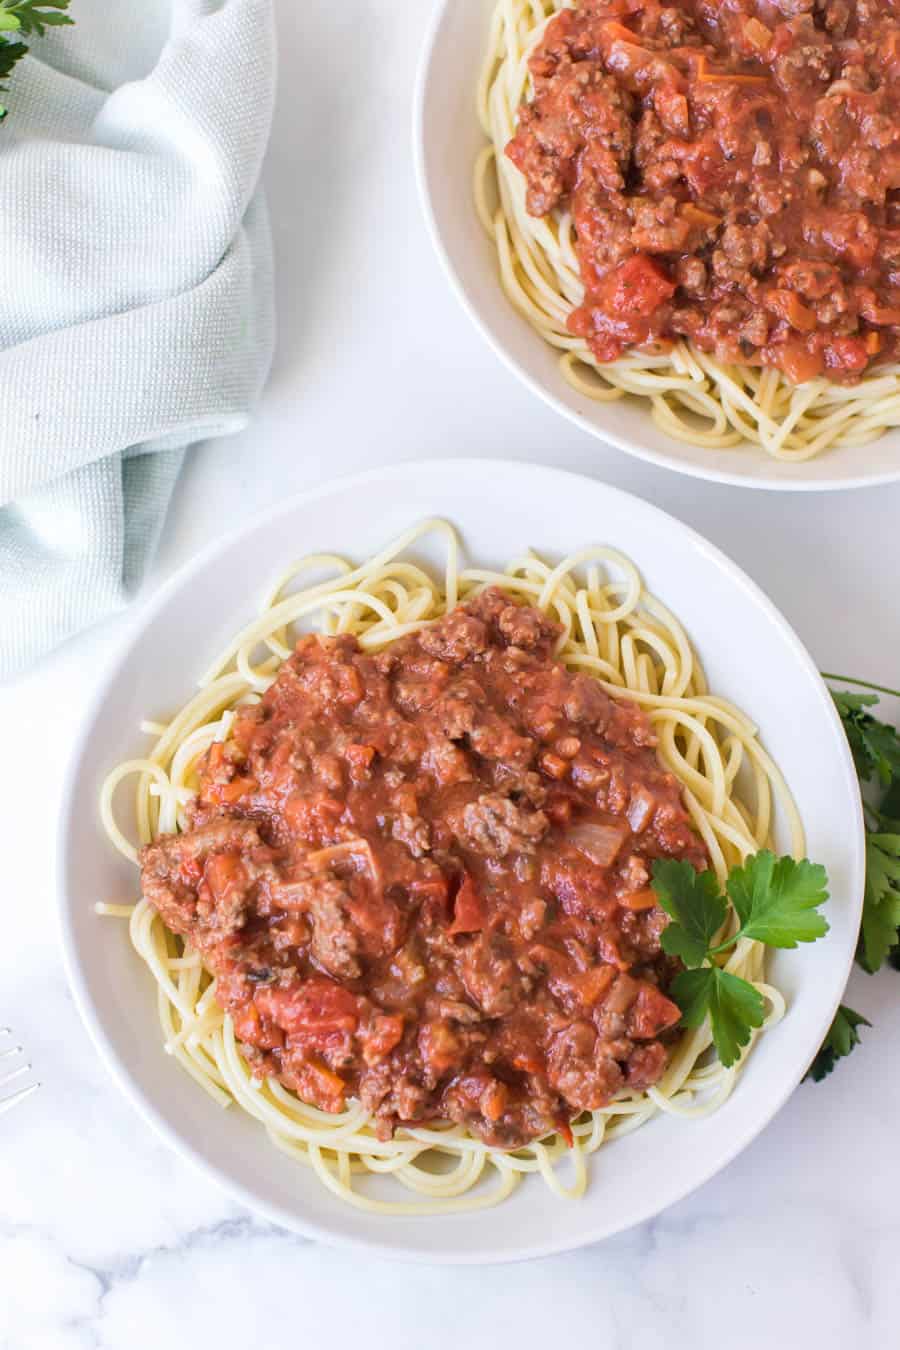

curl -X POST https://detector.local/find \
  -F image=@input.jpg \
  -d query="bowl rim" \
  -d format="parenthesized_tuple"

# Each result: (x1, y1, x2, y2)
(55, 458, 866, 1263)
(411, 0, 900, 494)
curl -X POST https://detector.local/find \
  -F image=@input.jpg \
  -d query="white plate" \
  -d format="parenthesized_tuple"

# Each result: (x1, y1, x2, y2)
(58, 460, 864, 1262)
(413, 0, 900, 492)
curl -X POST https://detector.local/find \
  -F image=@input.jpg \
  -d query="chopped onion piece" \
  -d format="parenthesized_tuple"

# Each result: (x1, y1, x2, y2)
(627, 787, 656, 834)
(566, 821, 629, 867)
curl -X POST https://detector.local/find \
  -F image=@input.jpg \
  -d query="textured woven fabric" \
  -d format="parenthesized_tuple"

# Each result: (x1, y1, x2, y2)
(0, 0, 275, 677)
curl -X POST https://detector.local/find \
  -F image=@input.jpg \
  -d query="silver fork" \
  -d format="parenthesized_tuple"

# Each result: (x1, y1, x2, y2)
(0, 1028, 39, 1116)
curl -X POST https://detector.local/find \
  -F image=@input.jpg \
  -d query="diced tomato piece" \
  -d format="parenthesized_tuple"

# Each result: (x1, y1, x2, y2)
(254, 977, 359, 1042)
(283, 791, 344, 843)
(361, 1013, 405, 1066)
(293, 1056, 347, 1113)
(232, 1002, 284, 1051)
(206, 742, 226, 772)
(765, 289, 817, 333)
(449, 874, 486, 934)
(418, 1019, 463, 1076)
(825, 336, 870, 375)
(772, 337, 824, 384)
(626, 983, 681, 1039)
(595, 254, 675, 319)
(204, 852, 247, 903)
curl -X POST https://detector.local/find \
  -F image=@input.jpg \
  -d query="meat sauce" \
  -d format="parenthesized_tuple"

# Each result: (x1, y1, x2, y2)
(140, 590, 706, 1148)
(505, 0, 900, 382)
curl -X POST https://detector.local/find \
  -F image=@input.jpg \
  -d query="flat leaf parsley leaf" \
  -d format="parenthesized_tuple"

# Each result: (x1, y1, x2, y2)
(805, 1005, 871, 1082)
(655, 859, 726, 968)
(827, 677, 900, 981)
(671, 965, 766, 1068)
(831, 687, 900, 788)
(861, 834, 900, 973)
(652, 852, 830, 1070)
(726, 851, 829, 948)
(0, 0, 73, 119)
(0, 0, 73, 38)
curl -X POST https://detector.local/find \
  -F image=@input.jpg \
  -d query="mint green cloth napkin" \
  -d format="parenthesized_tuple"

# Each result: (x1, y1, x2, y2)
(0, 0, 275, 677)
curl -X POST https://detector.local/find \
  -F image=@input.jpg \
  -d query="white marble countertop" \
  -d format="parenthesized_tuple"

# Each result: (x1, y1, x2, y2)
(3, 2, 900, 1345)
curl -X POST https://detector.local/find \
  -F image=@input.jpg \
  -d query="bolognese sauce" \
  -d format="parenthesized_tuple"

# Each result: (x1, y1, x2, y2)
(140, 590, 706, 1149)
(505, 0, 900, 382)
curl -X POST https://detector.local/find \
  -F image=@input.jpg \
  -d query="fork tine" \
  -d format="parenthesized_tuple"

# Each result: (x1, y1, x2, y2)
(0, 1081, 39, 1116)
(0, 1030, 39, 1116)
(0, 1062, 32, 1089)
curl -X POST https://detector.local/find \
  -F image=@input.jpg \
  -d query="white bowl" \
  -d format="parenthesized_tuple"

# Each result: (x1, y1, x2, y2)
(413, 0, 900, 491)
(58, 460, 864, 1262)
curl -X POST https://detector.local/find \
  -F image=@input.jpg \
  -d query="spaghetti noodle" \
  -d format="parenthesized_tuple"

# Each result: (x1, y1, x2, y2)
(474, 0, 900, 461)
(99, 519, 793, 1214)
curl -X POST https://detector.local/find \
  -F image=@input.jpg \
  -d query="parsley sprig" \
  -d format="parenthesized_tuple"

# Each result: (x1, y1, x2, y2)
(652, 852, 830, 1068)
(0, 0, 73, 120)
(825, 675, 900, 974)
(806, 1004, 871, 1082)
(802, 676, 900, 1082)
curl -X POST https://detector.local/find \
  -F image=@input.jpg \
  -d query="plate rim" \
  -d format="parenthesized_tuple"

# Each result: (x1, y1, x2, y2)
(56, 457, 866, 1263)
(411, 0, 900, 494)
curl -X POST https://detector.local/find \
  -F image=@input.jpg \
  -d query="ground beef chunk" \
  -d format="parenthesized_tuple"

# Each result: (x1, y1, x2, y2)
(546, 1021, 624, 1111)
(459, 933, 530, 1017)
(455, 792, 549, 859)
(280, 875, 363, 981)
(139, 819, 265, 941)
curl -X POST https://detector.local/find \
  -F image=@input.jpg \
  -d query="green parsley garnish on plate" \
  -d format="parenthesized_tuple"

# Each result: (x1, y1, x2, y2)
(651, 852, 830, 1069)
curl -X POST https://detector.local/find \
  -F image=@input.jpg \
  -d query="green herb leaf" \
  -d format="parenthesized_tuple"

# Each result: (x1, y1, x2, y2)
(671, 966, 765, 1069)
(0, 1, 72, 119)
(859, 834, 900, 972)
(879, 777, 900, 824)
(831, 689, 900, 787)
(725, 850, 830, 948)
(0, 0, 72, 39)
(655, 851, 830, 1072)
(654, 859, 727, 968)
(669, 966, 714, 1029)
(0, 34, 27, 113)
(806, 1004, 870, 1082)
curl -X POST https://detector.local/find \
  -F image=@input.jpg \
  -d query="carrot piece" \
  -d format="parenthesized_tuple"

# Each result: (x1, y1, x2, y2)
(765, 289, 818, 333)
(695, 55, 768, 84)
(620, 888, 660, 911)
